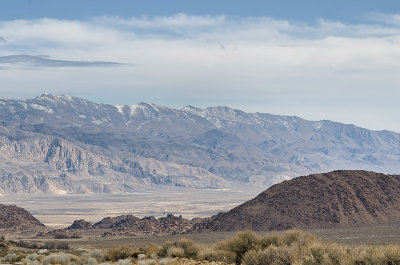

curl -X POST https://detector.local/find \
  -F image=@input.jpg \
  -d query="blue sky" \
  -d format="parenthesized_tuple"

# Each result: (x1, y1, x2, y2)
(1, 1, 400, 131)
(2, 0, 400, 22)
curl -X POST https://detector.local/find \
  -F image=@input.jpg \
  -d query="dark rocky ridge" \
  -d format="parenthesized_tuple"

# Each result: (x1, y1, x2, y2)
(0, 204, 44, 232)
(65, 214, 200, 236)
(200, 170, 400, 231)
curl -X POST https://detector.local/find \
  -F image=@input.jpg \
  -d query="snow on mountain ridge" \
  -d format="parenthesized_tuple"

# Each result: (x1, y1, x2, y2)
(1, 94, 400, 193)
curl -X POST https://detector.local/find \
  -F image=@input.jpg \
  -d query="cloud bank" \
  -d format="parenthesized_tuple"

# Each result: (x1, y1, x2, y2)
(0, 14, 400, 131)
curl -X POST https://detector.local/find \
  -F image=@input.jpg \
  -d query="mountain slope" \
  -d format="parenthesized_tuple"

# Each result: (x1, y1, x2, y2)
(0, 135, 227, 194)
(1, 94, 400, 193)
(199, 170, 400, 231)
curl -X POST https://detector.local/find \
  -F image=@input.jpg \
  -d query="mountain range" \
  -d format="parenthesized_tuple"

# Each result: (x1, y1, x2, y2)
(1, 94, 400, 194)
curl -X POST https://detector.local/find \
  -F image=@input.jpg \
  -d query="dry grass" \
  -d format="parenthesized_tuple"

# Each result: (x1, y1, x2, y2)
(3, 230, 400, 265)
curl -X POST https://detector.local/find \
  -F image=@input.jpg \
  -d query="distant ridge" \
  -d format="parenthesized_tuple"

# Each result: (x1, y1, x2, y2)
(0, 204, 44, 232)
(2, 94, 400, 193)
(197, 170, 400, 231)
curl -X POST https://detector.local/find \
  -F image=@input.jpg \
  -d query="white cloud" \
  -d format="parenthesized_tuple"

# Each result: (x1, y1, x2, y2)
(0, 14, 400, 131)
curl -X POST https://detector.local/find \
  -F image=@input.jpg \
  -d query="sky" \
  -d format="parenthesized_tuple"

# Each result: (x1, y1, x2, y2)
(1, 1, 400, 131)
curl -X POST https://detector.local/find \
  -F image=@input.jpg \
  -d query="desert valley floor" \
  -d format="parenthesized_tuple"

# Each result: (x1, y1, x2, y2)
(0, 185, 264, 228)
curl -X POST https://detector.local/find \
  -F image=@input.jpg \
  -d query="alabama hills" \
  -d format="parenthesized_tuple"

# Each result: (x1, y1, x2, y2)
(25, 170, 400, 236)
(1, 94, 400, 194)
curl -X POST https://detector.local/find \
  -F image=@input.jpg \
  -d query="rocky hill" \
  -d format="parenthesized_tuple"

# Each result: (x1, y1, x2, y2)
(63, 214, 199, 236)
(0, 204, 44, 232)
(2, 94, 400, 193)
(198, 170, 400, 231)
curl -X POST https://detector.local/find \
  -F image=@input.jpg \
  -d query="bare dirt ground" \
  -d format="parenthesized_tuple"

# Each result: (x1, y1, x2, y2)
(0, 185, 264, 228)
(307, 224, 400, 245)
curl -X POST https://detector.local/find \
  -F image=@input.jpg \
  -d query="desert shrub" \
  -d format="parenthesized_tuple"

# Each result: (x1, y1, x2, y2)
(106, 246, 138, 262)
(352, 245, 400, 265)
(81, 250, 106, 264)
(301, 244, 353, 265)
(167, 247, 185, 258)
(42, 253, 81, 265)
(242, 246, 291, 265)
(303, 247, 328, 265)
(138, 259, 157, 265)
(158, 257, 173, 265)
(324, 245, 349, 265)
(159, 238, 199, 259)
(279, 230, 303, 246)
(23, 253, 45, 265)
(0, 241, 9, 255)
(145, 244, 160, 258)
(2, 252, 25, 264)
(381, 245, 400, 265)
(24, 260, 41, 265)
(87, 257, 99, 265)
(259, 233, 280, 249)
(198, 246, 236, 263)
(115, 259, 132, 265)
(220, 231, 262, 265)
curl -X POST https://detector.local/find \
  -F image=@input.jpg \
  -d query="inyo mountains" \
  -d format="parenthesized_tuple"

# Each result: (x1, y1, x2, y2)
(0, 94, 399, 195)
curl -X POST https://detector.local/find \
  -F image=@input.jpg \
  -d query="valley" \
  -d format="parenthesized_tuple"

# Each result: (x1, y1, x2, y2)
(26, 224, 400, 250)
(0, 185, 263, 228)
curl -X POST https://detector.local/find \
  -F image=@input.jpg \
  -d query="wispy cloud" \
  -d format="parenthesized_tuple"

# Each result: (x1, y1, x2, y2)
(0, 55, 124, 68)
(0, 14, 400, 131)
